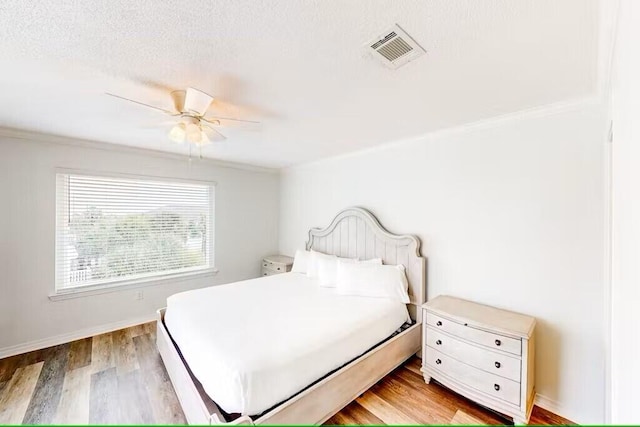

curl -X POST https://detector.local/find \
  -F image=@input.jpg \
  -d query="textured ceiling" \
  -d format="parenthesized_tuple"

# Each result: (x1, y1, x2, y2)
(0, 0, 599, 168)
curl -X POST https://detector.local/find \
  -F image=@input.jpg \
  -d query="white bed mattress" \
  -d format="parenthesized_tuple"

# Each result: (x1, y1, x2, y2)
(164, 272, 410, 416)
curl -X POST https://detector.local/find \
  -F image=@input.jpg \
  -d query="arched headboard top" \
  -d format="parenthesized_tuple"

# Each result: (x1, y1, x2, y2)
(306, 207, 426, 321)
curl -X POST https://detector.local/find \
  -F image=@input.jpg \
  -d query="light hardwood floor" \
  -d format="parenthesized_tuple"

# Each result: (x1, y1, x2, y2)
(0, 322, 574, 425)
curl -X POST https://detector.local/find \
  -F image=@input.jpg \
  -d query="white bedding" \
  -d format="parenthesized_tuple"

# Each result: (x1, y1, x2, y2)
(164, 272, 410, 416)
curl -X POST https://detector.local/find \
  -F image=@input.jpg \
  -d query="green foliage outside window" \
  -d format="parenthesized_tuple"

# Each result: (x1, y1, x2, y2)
(68, 207, 207, 281)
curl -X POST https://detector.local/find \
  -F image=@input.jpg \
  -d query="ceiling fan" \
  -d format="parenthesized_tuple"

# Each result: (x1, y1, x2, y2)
(106, 87, 259, 148)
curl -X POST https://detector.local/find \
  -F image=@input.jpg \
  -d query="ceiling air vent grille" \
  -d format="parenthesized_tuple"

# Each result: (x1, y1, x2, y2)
(366, 24, 425, 69)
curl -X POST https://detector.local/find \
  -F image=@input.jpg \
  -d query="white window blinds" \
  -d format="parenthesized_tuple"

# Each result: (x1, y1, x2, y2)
(55, 173, 214, 291)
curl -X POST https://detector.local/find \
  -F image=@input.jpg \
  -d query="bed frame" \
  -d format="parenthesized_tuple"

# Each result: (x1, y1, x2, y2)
(156, 207, 426, 425)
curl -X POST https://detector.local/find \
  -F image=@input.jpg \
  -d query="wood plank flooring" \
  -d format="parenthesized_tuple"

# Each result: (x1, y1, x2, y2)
(325, 357, 574, 425)
(0, 322, 574, 425)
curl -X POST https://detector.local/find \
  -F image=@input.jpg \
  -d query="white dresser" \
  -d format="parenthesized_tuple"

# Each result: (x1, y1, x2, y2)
(261, 255, 293, 277)
(422, 296, 536, 425)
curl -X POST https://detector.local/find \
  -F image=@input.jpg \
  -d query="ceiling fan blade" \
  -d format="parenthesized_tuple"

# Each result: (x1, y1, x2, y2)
(170, 90, 186, 113)
(202, 115, 260, 124)
(202, 123, 227, 141)
(138, 120, 180, 128)
(125, 76, 177, 93)
(105, 92, 177, 115)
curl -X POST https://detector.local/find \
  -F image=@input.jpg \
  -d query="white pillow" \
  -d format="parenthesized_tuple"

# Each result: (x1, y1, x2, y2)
(336, 262, 410, 304)
(316, 254, 340, 286)
(318, 257, 383, 287)
(307, 250, 335, 279)
(291, 249, 310, 274)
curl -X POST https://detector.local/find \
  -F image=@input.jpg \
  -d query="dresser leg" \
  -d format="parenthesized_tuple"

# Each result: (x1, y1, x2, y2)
(512, 416, 527, 425)
(423, 375, 431, 384)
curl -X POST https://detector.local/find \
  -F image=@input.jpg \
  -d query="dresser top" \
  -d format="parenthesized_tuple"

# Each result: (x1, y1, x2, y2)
(424, 295, 536, 339)
(264, 254, 294, 264)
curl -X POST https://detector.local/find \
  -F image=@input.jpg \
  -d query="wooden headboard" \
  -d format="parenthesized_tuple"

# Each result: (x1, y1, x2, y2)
(306, 207, 426, 322)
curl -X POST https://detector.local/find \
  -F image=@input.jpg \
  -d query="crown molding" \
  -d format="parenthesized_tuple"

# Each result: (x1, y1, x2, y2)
(1, 93, 603, 174)
(0, 126, 278, 174)
(285, 95, 603, 171)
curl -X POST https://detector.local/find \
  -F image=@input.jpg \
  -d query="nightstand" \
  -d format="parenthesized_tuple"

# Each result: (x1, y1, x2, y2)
(422, 295, 536, 425)
(261, 255, 293, 277)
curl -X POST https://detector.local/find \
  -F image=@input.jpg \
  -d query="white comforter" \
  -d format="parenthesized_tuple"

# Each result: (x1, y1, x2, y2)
(164, 272, 409, 416)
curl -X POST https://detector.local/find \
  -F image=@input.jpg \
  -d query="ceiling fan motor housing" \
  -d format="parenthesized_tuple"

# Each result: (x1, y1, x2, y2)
(184, 88, 214, 115)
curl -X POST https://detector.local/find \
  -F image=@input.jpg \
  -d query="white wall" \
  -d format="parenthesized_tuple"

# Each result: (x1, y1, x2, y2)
(279, 104, 607, 423)
(0, 134, 280, 355)
(610, 0, 640, 423)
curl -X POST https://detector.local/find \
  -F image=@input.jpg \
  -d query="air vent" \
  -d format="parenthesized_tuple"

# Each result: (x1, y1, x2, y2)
(366, 24, 425, 69)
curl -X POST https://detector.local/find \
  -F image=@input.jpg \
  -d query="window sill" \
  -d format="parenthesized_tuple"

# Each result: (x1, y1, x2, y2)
(49, 268, 219, 301)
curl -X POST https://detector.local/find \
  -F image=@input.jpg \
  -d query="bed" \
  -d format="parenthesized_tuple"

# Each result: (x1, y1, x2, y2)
(156, 207, 426, 425)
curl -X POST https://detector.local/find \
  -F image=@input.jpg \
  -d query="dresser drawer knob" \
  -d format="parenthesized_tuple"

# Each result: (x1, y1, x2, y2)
(494, 384, 500, 391)
(495, 339, 501, 346)
(435, 339, 442, 345)
(436, 321, 442, 326)
(435, 358, 442, 365)
(495, 361, 501, 368)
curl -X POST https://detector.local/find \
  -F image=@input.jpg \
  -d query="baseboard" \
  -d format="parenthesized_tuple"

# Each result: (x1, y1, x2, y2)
(0, 313, 157, 359)
(534, 393, 561, 415)
(535, 393, 582, 424)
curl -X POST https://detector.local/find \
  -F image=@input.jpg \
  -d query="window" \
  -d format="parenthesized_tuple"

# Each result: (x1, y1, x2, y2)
(55, 172, 214, 293)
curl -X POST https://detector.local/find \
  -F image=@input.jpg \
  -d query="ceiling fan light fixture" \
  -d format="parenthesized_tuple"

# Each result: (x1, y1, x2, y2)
(168, 123, 186, 143)
(184, 87, 214, 115)
(199, 130, 211, 145)
(185, 122, 202, 143)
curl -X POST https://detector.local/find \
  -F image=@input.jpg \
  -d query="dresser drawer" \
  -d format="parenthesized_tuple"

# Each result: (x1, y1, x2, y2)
(261, 267, 279, 277)
(262, 259, 288, 273)
(426, 348, 521, 406)
(426, 327, 521, 382)
(426, 312, 521, 356)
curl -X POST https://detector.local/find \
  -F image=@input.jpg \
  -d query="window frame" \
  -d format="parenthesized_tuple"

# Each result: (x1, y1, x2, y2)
(51, 168, 217, 300)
